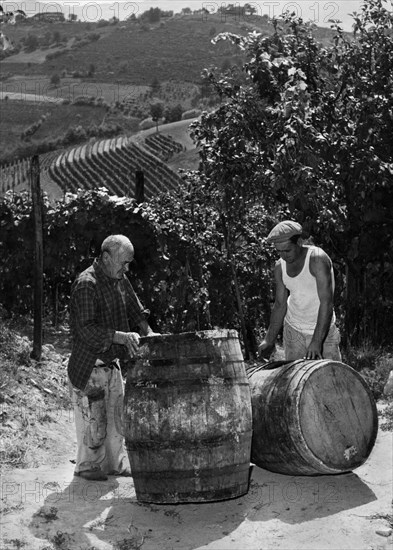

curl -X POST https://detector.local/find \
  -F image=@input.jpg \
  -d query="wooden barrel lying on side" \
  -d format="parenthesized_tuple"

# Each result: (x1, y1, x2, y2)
(124, 330, 252, 503)
(247, 359, 378, 475)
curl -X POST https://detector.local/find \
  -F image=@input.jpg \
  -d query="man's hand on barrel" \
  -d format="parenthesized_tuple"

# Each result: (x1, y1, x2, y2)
(305, 340, 323, 360)
(145, 329, 161, 337)
(124, 332, 140, 356)
(114, 330, 140, 356)
(258, 339, 276, 360)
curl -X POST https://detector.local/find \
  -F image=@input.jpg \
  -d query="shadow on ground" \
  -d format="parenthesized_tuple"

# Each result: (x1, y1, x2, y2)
(26, 464, 377, 550)
(246, 466, 377, 523)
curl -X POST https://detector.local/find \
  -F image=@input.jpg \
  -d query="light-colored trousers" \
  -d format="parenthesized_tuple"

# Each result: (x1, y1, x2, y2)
(283, 321, 342, 361)
(69, 364, 130, 475)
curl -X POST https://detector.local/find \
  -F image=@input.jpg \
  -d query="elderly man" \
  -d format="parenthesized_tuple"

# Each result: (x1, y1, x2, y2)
(68, 234, 157, 481)
(258, 220, 341, 361)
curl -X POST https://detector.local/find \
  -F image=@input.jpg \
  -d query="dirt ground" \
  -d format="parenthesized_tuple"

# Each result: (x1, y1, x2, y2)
(1, 330, 392, 550)
(1, 421, 392, 550)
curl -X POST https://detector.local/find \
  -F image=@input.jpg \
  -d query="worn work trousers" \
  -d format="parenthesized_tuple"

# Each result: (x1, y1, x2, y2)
(69, 363, 130, 476)
(283, 321, 342, 361)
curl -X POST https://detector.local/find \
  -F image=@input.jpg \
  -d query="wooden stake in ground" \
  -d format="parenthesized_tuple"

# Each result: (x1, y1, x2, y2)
(135, 170, 145, 203)
(30, 155, 43, 361)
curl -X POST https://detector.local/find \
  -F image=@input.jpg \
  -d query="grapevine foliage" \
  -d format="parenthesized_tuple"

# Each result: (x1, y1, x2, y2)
(0, 186, 275, 344)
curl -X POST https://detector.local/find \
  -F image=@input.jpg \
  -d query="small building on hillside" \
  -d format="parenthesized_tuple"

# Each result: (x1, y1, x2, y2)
(31, 12, 65, 23)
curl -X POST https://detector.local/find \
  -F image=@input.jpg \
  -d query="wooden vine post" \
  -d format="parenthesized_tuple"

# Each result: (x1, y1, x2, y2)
(135, 169, 145, 203)
(30, 155, 43, 361)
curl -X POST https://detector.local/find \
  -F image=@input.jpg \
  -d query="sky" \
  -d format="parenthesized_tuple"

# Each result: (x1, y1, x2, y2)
(13, 0, 374, 31)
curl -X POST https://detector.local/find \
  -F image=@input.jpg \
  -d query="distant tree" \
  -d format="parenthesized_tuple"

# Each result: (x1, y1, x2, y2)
(142, 7, 161, 23)
(118, 61, 128, 73)
(164, 103, 183, 123)
(68, 13, 77, 22)
(243, 3, 257, 15)
(150, 102, 164, 132)
(50, 73, 61, 87)
(191, 93, 201, 108)
(181, 7, 191, 14)
(87, 33, 100, 42)
(199, 74, 215, 99)
(24, 33, 39, 52)
(150, 76, 161, 95)
(221, 58, 232, 73)
(219, 3, 241, 17)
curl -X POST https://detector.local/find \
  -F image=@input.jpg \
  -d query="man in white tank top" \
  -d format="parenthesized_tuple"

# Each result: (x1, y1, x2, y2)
(258, 220, 341, 361)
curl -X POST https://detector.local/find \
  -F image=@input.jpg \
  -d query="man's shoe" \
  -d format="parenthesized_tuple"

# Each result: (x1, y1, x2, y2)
(107, 469, 132, 477)
(117, 470, 132, 477)
(74, 470, 108, 481)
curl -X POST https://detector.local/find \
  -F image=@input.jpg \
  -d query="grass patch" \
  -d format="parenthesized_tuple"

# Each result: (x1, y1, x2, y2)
(0, 500, 24, 515)
(34, 505, 59, 522)
(380, 401, 393, 431)
(2, 540, 27, 549)
(0, 441, 31, 468)
(342, 341, 392, 401)
(0, 317, 31, 397)
(0, 314, 73, 470)
(367, 513, 393, 529)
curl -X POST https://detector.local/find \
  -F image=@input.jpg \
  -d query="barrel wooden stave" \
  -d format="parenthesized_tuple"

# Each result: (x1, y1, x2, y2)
(248, 359, 378, 476)
(125, 330, 252, 503)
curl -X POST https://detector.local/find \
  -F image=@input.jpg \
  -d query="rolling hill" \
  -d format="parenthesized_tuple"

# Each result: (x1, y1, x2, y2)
(0, 11, 340, 198)
(0, 13, 338, 84)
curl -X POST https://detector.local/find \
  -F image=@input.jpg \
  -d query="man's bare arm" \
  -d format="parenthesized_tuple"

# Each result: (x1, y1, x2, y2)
(306, 250, 334, 359)
(258, 261, 288, 357)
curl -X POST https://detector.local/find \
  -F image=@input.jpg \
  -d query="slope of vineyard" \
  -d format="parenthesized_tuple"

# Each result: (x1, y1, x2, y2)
(0, 132, 186, 201)
(143, 133, 184, 161)
(48, 134, 184, 199)
(0, 146, 75, 199)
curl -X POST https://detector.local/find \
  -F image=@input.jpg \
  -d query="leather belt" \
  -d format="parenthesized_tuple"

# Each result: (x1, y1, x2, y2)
(94, 359, 120, 370)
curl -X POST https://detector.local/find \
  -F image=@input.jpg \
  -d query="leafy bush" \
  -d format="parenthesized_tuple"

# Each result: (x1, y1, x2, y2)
(87, 33, 100, 42)
(46, 50, 66, 61)
(0, 186, 275, 348)
(181, 109, 201, 120)
(343, 343, 393, 400)
(138, 117, 157, 130)
(0, 316, 31, 397)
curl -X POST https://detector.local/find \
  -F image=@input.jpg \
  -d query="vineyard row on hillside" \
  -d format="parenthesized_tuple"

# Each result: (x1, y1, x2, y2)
(0, 133, 185, 199)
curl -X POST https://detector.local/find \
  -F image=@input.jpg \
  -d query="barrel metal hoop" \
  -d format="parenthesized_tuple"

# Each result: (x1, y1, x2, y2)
(129, 378, 250, 388)
(126, 430, 253, 451)
(131, 462, 251, 481)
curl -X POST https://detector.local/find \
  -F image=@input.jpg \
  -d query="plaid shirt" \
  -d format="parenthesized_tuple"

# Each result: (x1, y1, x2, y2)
(68, 259, 147, 390)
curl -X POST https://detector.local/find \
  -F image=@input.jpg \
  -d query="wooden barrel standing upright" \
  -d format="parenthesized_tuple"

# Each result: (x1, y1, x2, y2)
(247, 359, 378, 475)
(124, 330, 252, 503)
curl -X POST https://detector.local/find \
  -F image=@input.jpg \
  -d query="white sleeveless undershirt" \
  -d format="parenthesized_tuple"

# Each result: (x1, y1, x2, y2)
(281, 245, 336, 335)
